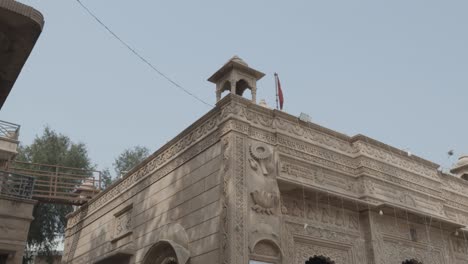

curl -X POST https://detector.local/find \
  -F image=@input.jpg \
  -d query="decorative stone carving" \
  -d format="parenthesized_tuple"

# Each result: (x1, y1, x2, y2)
(251, 190, 279, 215)
(250, 142, 272, 161)
(220, 136, 231, 264)
(247, 141, 280, 216)
(234, 136, 247, 264)
(380, 237, 444, 264)
(399, 193, 416, 207)
(282, 197, 360, 233)
(112, 204, 133, 242)
(63, 94, 468, 264)
(249, 141, 273, 176)
(296, 242, 347, 264)
(281, 221, 365, 264)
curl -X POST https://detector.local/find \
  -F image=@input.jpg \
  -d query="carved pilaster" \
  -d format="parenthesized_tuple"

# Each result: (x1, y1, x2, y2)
(221, 133, 247, 264)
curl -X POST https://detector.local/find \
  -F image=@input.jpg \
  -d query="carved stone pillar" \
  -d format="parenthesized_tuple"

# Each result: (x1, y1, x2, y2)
(220, 131, 248, 264)
(230, 80, 236, 94)
(251, 84, 257, 104)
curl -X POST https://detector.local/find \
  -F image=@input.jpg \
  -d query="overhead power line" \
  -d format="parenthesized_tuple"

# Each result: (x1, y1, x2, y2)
(75, 0, 213, 108)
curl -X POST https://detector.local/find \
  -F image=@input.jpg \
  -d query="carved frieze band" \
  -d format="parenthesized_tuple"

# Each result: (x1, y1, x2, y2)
(282, 196, 361, 234)
(353, 141, 439, 180)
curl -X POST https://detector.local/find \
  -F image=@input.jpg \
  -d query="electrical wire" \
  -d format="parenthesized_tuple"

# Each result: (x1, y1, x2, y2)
(75, 0, 214, 108)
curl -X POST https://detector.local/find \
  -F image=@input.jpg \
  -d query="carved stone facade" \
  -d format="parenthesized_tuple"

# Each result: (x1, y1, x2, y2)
(64, 58, 468, 264)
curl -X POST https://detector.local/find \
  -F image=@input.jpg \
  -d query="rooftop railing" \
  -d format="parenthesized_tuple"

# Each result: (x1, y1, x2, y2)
(0, 170, 35, 199)
(9, 161, 102, 205)
(0, 120, 20, 140)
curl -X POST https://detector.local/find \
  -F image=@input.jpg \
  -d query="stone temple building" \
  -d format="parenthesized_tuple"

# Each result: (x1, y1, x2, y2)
(63, 56, 468, 264)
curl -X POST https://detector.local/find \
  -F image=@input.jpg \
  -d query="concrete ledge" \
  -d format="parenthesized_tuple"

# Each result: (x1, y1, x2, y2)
(0, 0, 44, 29)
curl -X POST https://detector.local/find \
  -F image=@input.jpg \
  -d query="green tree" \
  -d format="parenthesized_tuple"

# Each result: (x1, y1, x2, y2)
(100, 168, 113, 189)
(17, 127, 92, 263)
(113, 146, 150, 177)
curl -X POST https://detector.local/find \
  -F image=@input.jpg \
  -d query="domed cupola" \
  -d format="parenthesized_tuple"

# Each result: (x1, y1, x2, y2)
(451, 155, 468, 181)
(208, 55, 265, 104)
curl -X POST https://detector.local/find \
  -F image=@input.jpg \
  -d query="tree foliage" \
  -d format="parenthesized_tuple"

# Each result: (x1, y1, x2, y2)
(17, 127, 92, 262)
(100, 168, 113, 189)
(113, 146, 150, 177)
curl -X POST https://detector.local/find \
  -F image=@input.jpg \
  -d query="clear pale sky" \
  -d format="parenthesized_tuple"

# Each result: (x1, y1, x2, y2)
(3, 0, 467, 175)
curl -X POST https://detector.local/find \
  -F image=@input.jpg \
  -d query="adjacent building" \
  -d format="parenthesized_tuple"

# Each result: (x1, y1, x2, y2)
(63, 57, 468, 264)
(0, 1, 44, 263)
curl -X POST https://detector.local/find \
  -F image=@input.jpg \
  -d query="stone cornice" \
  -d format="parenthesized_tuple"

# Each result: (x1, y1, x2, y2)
(350, 135, 439, 169)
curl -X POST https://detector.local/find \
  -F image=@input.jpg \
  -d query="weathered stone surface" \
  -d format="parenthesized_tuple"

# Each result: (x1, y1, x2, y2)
(0, 195, 36, 264)
(63, 58, 468, 264)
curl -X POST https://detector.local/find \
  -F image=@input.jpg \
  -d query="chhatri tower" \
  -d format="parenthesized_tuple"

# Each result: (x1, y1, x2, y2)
(63, 56, 468, 264)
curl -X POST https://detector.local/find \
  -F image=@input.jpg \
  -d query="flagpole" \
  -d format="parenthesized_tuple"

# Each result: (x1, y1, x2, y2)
(274, 73, 279, 110)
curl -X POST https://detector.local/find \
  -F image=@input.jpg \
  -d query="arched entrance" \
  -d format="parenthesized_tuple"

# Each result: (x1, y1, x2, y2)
(142, 241, 179, 264)
(305, 255, 335, 264)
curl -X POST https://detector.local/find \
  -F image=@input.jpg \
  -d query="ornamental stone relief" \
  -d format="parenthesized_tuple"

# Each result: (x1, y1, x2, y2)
(380, 237, 444, 264)
(356, 157, 440, 190)
(277, 146, 356, 176)
(220, 136, 231, 264)
(249, 127, 277, 145)
(279, 158, 358, 195)
(358, 166, 442, 198)
(247, 141, 281, 216)
(251, 190, 278, 215)
(295, 241, 350, 264)
(64, 97, 468, 264)
(234, 135, 247, 264)
(281, 221, 365, 264)
(375, 214, 449, 245)
(277, 135, 356, 169)
(353, 141, 439, 180)
(442, 176, 468, 198)
(112, 205, 133, 242)
(281, 197, 360, 233)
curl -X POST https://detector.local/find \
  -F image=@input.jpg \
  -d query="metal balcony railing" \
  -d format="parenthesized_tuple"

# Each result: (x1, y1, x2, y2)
(0, 120, 20, 140)
(0, 170, 35, 199)
(9, 161, 102, 205)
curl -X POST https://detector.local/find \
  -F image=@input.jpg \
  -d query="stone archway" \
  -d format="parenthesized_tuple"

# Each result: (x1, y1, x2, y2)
(142, 241, 178, 264)
(305, 255, 335, 264)
(249, 239, 282, 264)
